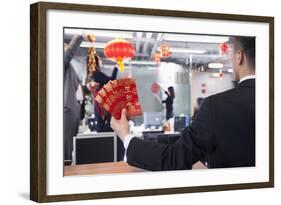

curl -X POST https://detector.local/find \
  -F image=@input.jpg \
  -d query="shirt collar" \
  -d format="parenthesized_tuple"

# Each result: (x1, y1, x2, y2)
(239, 75, 256, 84)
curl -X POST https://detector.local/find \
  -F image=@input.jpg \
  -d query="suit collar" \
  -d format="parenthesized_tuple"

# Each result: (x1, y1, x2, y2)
(237, 78, 255, 88)
(239, 75, 256, 84)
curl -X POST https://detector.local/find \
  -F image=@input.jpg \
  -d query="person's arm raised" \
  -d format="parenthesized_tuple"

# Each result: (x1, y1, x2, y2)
(64, 35, 83, 69)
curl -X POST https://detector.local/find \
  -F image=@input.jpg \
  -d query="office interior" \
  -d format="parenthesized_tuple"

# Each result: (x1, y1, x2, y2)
(64, 28, 236, 175)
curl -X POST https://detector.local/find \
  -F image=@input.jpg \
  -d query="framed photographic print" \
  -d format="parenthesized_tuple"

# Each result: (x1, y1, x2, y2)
(30, 1, 274, 202)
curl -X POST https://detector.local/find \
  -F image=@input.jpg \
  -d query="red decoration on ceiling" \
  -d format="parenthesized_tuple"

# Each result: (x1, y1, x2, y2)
(219, 42, 229, 55)
(160, 44, 171, 58)
(104, 38, 135, 72)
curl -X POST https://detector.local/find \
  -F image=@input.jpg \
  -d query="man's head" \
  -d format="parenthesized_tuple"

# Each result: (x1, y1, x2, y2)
(229, 36, 256, 81)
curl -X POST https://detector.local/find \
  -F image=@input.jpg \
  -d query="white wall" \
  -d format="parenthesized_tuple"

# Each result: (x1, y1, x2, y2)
(0, 0, 280, 205)
(191, 71, 233, 114)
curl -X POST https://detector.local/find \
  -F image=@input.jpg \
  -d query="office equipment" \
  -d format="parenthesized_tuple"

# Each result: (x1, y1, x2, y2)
(73, 132, 117, 165)
(143, 112, 163, 129)
(174, 115, 189, 131)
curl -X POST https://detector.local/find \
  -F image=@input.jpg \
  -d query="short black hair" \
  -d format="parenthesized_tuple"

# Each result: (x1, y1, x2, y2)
(230, 36, 256, 70)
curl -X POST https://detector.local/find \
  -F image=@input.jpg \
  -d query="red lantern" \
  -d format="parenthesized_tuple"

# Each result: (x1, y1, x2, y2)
(160, 44, 171, 58)
(219, 42, 229, 55)
(152, 51, 161, 64)
(104, 38, 135, 72)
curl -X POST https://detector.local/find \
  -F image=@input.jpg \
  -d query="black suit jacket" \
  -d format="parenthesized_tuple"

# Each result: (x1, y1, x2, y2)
(127, 79, 255, 170)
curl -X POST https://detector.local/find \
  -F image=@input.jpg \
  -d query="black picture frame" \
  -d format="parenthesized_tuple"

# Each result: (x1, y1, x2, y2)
(30, 1, 274, 202)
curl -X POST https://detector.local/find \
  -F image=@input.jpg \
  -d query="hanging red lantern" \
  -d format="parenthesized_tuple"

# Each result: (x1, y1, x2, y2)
(219, 42, 229, 67)
(160, 44, 171, 58)
(219, 42, 229, 55)
(104, 38, 135, 72)
(152, 51, 161, 64)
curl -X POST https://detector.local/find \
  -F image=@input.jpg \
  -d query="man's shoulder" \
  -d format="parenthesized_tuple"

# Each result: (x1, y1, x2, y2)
(213, 87, 238, 98)
(203, 84, 252, 109)
(204, 87, 239, 105)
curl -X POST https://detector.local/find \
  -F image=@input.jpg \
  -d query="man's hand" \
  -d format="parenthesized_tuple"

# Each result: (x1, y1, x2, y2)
(110, 109, 129, 141)
(87, 34, 96, 42)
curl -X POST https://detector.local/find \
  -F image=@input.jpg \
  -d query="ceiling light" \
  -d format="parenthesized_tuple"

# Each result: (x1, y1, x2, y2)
(80, 42, 106, 48)
(169, 48, 206, 54)
(125, 60, 157, 65)
(208, 63, 224, 69)
(212, 73, 220, 77)
(163, 34, 229, 44)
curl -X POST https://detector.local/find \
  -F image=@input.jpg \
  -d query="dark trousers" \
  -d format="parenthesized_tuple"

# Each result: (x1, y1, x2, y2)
(166, 111, 174, 120)
(64, 107, 80, 162)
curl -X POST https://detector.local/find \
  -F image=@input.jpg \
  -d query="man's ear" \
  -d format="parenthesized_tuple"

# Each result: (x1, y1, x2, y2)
(236, 50, 244, 65)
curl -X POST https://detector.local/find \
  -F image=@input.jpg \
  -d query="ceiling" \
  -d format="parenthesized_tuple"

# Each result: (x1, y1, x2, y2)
(64, 28, 232, 72)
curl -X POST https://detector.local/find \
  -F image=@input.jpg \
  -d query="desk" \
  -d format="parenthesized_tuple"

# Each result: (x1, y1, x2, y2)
(64, 162, 145, 176)
(64, 161, 207, 176)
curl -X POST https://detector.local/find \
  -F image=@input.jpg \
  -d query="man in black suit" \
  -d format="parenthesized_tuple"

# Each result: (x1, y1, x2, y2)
(110, 36, 256, 170)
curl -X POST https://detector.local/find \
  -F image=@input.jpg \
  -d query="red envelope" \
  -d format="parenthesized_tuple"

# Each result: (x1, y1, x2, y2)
(95, 78, 142, 120)
(118, 78, 142, 119)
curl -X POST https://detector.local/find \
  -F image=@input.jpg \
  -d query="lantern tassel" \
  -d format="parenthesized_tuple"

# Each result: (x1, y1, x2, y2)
(117, 59, 125, 72)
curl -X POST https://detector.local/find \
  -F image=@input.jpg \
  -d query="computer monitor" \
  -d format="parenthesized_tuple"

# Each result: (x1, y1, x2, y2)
(73, 132, 117, 165)
(143, 112, 163, 129)
(174, 115, 189, 131)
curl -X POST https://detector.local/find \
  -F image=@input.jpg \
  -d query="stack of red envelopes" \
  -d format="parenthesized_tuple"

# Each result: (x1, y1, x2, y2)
(95, 78, 142, 120)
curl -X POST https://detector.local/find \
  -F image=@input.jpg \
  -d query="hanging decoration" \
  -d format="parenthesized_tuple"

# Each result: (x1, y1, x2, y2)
(87, 34, 96, 78)
(104, 38, 135, 72)
(151, 82, 160, 94)
(87, 34, 96, 42)
(219, 42, 229, 55)
(160, 44, 171, 58)
(219, 42, 229, 68)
